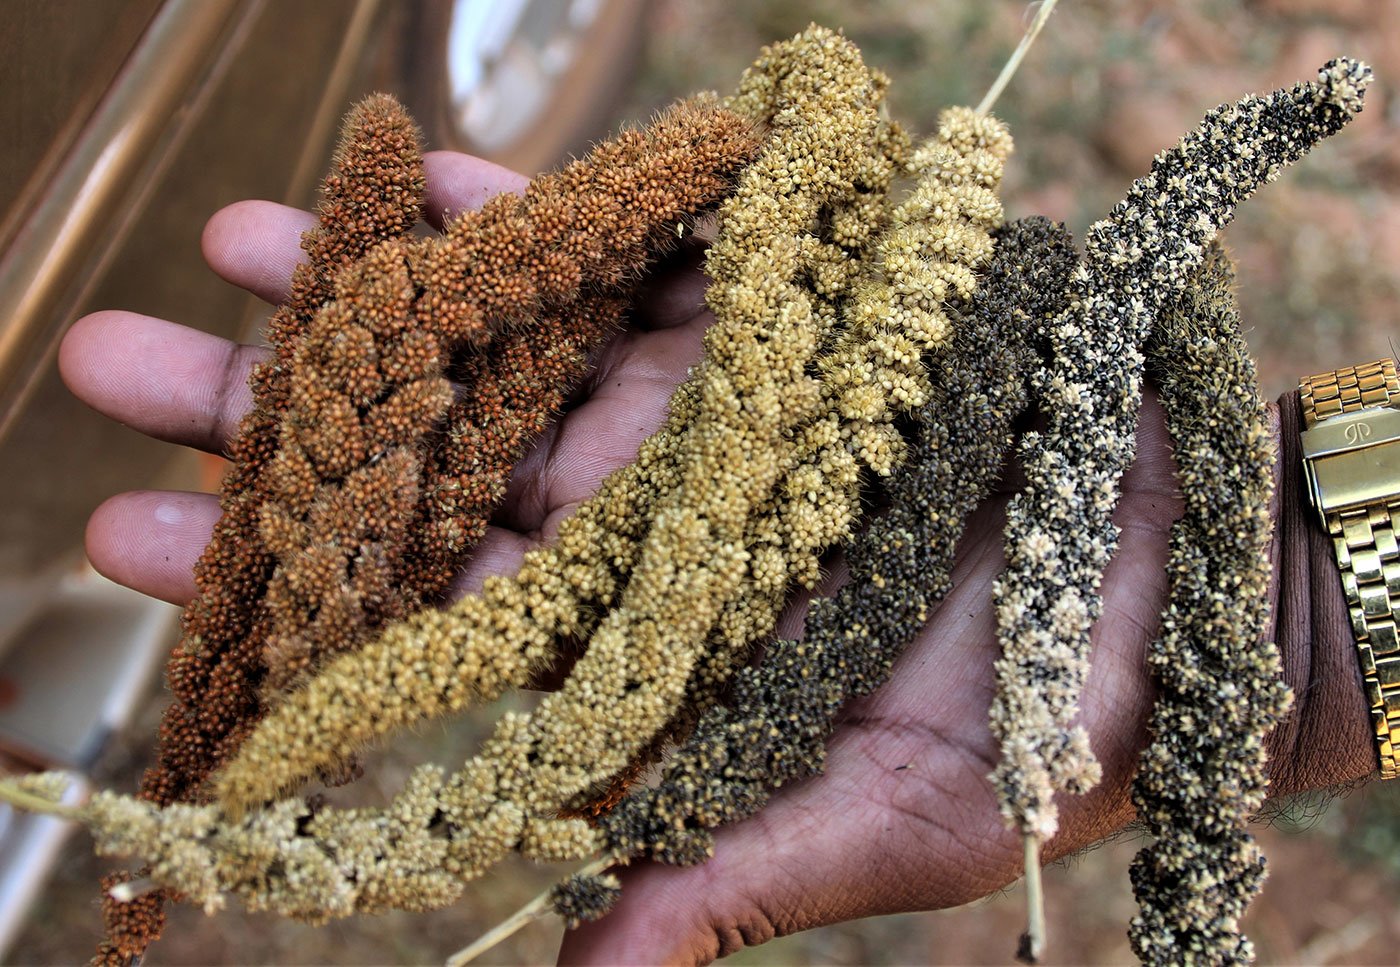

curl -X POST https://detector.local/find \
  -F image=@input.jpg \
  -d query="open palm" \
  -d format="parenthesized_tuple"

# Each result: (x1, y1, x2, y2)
(557, 400, 1184, 964)
(63, 154, 1311, 965)
(61, 153, 714, 606)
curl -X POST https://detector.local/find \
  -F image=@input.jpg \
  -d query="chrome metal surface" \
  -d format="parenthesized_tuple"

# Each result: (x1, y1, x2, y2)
(446, 0, 606, 153)
(1303, 405, 1400, 522)
(1308, 438, 1400, 518)
(1301, 406, 1400, 459)
(0, 0, 251, 441)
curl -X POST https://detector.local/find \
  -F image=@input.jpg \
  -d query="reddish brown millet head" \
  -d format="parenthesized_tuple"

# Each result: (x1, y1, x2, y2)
(98, 94, 426, 966)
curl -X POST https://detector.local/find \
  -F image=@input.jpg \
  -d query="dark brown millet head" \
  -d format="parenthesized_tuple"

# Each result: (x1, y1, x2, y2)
(1129, 244, 1288, 965)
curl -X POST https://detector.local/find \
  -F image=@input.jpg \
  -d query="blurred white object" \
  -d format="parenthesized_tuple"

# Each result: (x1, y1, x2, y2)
(0, 566, 177, 956)
(0, 771, 90, 954)
(0, 566, 176, 769)
(447, 0, 605, 152)
(415, 0, 646, 173)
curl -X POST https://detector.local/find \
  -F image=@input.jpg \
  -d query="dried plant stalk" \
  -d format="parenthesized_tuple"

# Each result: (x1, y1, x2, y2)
(987, 59, 1370, 962)
(1129, 244, 1288, 965)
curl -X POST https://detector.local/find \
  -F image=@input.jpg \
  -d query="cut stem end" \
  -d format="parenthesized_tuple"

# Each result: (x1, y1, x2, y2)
(977, 0, 1060, 115)
(1018, 835, 1046, 964)
(446, 854, 621, 966)
(0, 776, 81, 821)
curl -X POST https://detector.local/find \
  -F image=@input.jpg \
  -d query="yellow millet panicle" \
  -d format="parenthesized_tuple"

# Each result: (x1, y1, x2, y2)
(1129, 245, 1288, 966)
(215, 24, 883, 817)
(828, 106, 1013, 431)
(2, 763, 597, 923)
(411, 23, 889, 877)
(626, 109, 912, 753)
(675, 105, 1010, 725)
(78, 767, 463, 921)
(561, 90, 914, 816)
(811, 104, 1011, 520)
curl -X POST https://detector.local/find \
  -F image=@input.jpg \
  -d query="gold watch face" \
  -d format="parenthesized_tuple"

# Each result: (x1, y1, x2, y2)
(1301, 405, 1400, 525)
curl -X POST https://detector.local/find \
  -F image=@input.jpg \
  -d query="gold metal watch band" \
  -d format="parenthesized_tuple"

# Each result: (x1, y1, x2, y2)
(1300, 359, 1400, 780)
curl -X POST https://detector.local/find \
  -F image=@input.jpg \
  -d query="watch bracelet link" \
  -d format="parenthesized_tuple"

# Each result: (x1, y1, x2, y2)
(1299, 358, 1400, 430)
(1300, 358, 1400, 780)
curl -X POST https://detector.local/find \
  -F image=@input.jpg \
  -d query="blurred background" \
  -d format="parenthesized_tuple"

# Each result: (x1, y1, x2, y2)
(2, 0, 1399, 962)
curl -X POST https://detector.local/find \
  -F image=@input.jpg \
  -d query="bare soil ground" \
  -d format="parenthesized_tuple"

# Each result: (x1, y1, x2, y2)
(13, 1, 1400, 963)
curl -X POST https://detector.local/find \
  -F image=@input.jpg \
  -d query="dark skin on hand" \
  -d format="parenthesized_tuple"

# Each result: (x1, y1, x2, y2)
(59, 153, 1376, 966)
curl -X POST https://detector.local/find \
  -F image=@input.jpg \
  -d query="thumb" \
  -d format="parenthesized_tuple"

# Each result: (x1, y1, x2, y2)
(553, 826, 791, 967)
(554, 734, 1021, 965)
(555, 803, 881, 967)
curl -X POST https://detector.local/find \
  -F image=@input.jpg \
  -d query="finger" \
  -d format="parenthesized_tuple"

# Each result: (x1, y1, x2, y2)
(632, 247, 712, 332)
(496, 313, 708, 533)
(82, 490, 548, 613)
(89, 484, 560, 624)
(59, 312, 267, 455)
(200, 156, 531, 303)
(422, 150, 529, 229)
(86, 491, 218, 605)
(202, 200, 316, 305)
(1119, 389, 1179, 498)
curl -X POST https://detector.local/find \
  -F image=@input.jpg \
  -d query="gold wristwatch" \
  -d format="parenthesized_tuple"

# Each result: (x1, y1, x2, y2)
(1300, 359, 1400, 780)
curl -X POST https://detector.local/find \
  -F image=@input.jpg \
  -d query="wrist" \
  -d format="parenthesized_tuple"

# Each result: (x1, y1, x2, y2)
(1266, 390, 1378, 796)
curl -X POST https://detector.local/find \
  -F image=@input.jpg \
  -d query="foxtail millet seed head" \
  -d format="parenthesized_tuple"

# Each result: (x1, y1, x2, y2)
(587, 217, 1076, 873)
(1129, 244, 1288, 966)
(988, 58, 1371, 849)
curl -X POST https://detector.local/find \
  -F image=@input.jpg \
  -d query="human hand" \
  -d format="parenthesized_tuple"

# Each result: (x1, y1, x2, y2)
(557, 394, 1185, 965)
(58, 152, 1373, 967)
(59, 151, 718, 614)
(557, 404, 1379, 966)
